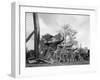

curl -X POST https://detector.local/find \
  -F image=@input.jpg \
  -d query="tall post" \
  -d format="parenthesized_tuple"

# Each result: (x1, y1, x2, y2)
(33, 13, 40, 59)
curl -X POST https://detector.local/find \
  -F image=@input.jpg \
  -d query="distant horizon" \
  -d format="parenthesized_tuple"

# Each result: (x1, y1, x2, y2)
(26, 13, 90, 50)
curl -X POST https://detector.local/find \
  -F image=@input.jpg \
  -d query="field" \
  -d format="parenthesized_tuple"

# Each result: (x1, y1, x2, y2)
(26, 61, 89, 67)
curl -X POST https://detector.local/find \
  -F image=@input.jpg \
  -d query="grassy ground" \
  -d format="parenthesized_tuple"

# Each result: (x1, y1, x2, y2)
(26, 61, 89, 67)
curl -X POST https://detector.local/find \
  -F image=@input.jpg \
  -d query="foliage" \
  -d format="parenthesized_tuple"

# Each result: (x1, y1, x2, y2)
(26, 24, 90, 64)
(61, 24, 77, 46)
(41, 33, 53, 42)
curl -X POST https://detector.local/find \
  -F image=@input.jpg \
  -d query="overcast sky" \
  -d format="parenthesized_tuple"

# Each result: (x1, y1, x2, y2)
(26, 13, 90, 50)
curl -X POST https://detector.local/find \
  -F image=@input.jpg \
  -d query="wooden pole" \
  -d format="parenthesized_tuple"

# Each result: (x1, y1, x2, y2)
(33, 13, 40, 59)
(26, 30, 34, 43)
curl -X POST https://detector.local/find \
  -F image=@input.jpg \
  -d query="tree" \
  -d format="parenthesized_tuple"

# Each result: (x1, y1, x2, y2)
(61, 24, 77, 47)
(54, 32, 62, 41)
(39, 34, 53, 58)
(41, 33, 53, 42)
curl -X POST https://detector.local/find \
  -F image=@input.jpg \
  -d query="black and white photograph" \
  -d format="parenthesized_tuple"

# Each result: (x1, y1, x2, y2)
(25, 12, 90, 67)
